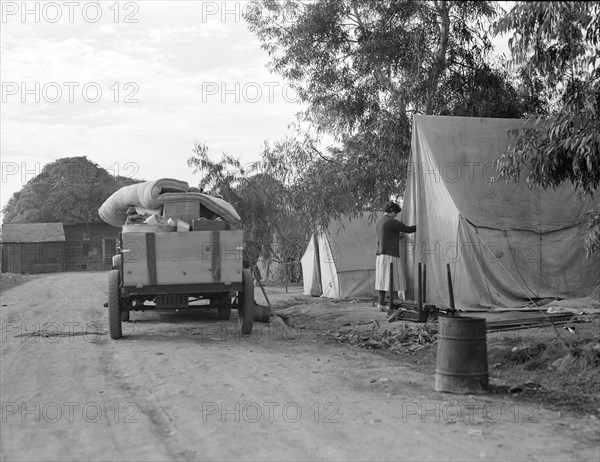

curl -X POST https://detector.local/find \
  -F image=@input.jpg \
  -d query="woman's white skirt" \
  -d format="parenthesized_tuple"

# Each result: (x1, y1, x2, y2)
(375, 254, 407, 291)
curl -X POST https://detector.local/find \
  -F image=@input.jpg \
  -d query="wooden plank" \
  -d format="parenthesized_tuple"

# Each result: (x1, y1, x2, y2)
(122, 233, 148, 287)
(221, 230, 242, 284)
(155, 232, 212, 261)
(485, 313, 573, 331)
(212, 231, 221, 282)
(217, 231, 244, 284)
(123, 282, 243, 296)
(1, 243, 20, 273)
(193, 219, 228, 231)
(146, 233, 157, 285)
(156, 260, 213, 284)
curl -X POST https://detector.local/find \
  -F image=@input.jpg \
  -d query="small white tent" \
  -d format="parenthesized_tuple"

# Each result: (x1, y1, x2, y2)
(402, 115, 600, 310)
(301, 213, 381, 300)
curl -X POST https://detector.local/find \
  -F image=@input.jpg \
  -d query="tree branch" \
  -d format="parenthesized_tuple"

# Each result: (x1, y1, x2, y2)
(425, 0, 451, 115)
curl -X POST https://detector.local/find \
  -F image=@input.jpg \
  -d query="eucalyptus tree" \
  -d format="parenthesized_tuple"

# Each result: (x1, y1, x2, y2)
(245, 0, 538, 218)
(494, 1, 600, 253)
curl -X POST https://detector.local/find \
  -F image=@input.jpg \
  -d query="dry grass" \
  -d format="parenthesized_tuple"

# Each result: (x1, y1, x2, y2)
(487, 322, 600, 417)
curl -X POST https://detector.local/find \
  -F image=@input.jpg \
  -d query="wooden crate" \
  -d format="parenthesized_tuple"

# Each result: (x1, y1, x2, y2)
(192, 219, 229, 231)
(122, 230, 243, 287)
(162, 199, 201, 224)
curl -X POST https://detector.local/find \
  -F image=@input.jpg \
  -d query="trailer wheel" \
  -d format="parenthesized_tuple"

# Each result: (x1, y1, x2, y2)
(121, 311, 130, 322)
(238, 269, 254, 335)
(108, 269, 122, 339)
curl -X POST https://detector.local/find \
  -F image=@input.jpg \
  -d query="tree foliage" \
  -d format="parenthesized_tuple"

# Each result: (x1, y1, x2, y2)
(247, 0, 501, 116)
(2, 156, 141, 225)
(187, 143, 308, 278)
(493, 1, 600, 254)
(435, 59, 548, 118)
(494, 1, 600, 193)
(188, 1, 567, 266)
(245, 0, 546, 223)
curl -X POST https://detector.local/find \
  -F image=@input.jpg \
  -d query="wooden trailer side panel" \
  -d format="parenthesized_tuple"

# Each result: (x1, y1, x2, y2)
(122, 231, 243, 287)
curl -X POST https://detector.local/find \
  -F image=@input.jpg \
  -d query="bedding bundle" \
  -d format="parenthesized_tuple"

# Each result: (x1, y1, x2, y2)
(98, 178, 240, 227)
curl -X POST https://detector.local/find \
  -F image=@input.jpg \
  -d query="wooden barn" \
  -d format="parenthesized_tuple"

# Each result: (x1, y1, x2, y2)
(0, 223, 66, 274)
(62, 222, 121, 271)
(1, 222, 121, 274)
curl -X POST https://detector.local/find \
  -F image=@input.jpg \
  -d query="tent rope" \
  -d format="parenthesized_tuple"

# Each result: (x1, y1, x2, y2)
(502, 228, 539, 300)
(469, 224, 540, 305)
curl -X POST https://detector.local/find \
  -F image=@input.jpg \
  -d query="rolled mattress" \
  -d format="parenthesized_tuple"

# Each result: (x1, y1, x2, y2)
(98, 178, 241, 227)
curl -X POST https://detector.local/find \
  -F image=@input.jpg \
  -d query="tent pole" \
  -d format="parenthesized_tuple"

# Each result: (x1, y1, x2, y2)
(313, 234, 323, 295)
(422, 263, 426, 304)
(447, 263, 455, 310)
(417, 262, 423, 313)
(388, 262, 394, 311)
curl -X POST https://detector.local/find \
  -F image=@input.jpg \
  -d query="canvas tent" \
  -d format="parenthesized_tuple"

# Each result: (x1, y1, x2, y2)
(402, 115, 600, 311)
(301, 213, 380, 300)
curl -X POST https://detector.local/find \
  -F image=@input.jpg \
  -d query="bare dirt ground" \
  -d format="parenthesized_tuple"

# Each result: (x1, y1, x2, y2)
(272, 289, 600, 419)
(1, 272, 598, 462)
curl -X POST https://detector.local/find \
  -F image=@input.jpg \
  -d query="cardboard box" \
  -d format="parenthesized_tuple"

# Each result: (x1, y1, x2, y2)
(177, 220, 191, 232)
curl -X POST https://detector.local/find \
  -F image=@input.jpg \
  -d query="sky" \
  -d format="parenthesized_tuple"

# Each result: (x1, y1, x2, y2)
(0, 0, 305, 221)
(0, 0, 511, 223)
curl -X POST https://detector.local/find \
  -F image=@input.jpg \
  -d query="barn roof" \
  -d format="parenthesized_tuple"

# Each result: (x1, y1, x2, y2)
(1, 223, 66, 243)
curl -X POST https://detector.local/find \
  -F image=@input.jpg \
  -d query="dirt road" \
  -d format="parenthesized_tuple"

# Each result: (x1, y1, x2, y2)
(1, 272, 598, 461)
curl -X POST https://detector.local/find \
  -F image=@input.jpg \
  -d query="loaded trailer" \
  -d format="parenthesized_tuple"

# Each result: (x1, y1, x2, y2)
(108, 226, 254, 339)
(100, 179, 253, 339)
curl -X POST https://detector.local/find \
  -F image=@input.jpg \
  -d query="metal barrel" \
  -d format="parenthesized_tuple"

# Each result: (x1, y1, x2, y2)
(435, 315, 489, 394)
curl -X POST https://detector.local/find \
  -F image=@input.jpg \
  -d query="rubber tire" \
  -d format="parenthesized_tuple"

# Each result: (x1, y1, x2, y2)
(216, 295, 232, 321)
(238, 269, 254, 335)
(121, 310, 130, 322)
(108, 269, 122, 339)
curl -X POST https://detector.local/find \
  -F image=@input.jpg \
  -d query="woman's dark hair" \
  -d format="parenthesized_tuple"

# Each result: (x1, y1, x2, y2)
(384, 202, 402, 214)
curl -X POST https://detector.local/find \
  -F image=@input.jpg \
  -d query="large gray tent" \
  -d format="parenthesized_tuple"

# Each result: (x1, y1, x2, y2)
(401, 115, 600, 310)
